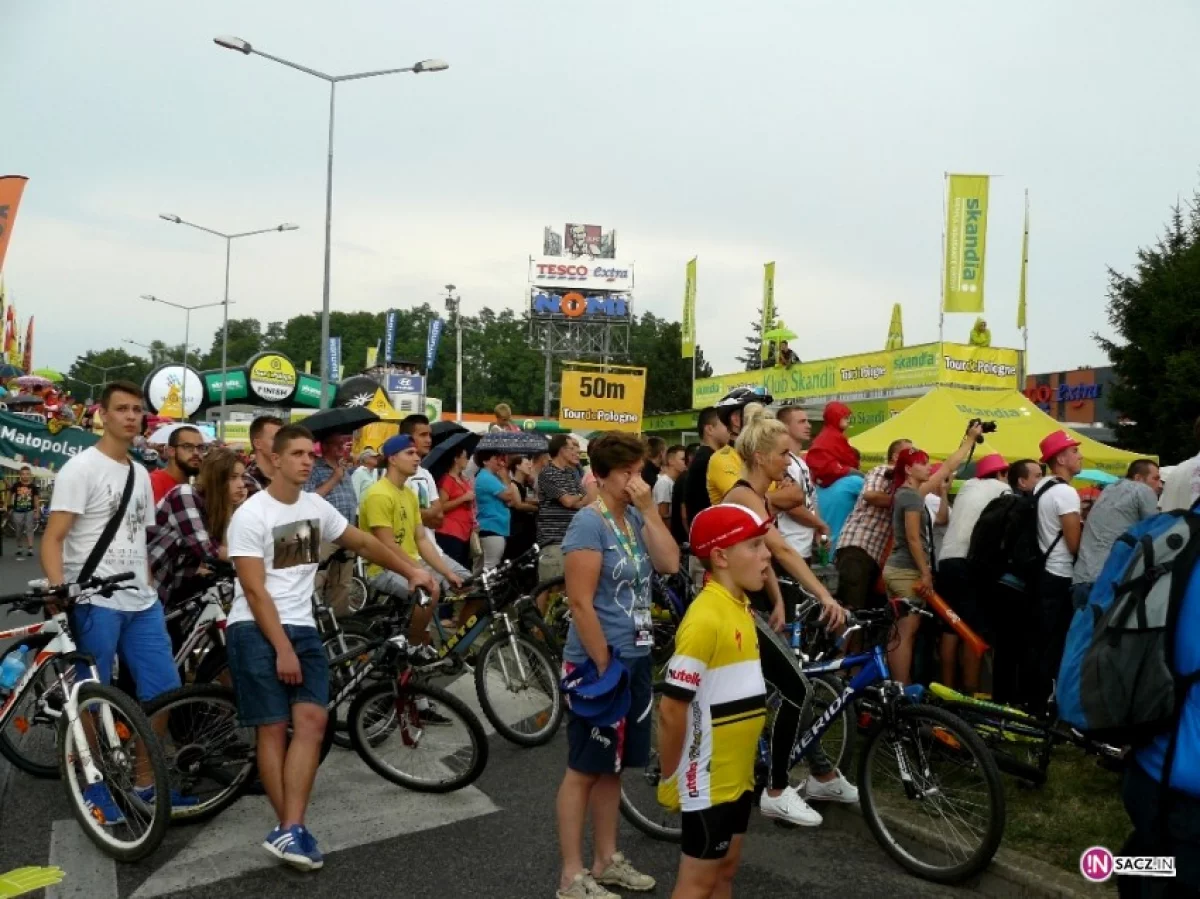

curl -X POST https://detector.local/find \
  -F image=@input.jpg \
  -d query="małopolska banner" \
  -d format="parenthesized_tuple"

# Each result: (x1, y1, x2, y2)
(943, 174, 989, 314)
(425, 318, 445, 373)
(0, 176, 29, 271)
(692, 342, 1020, 407)
(559, 367, 646, 434)
(0, 412, 97, 472)
(681, 258, 696, 359)
(384, 309, 398, 363)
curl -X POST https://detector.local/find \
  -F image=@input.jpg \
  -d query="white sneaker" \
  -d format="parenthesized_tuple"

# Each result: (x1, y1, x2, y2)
(759, 785, 823, 826)
(801, 771, 860, 804)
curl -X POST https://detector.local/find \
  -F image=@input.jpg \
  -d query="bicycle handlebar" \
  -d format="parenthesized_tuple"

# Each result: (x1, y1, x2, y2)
(0, 572, 137, 608)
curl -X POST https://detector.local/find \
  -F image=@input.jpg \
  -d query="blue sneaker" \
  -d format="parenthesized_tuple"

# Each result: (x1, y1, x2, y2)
(263, 825, 290, 860)
(282, 825, 324, 871)
(82, 783, 126, 827)
(134, 785, 201, 810)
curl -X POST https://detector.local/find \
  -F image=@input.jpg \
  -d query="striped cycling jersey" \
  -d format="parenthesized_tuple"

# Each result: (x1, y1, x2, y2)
(657, 579, 767, 813)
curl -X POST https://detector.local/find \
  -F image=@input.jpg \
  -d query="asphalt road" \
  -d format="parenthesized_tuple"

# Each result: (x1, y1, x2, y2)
(0, 545, 982, 899)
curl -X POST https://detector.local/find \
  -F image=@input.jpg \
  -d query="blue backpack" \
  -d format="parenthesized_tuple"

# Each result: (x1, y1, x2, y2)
(1057, 508, 1200, 752)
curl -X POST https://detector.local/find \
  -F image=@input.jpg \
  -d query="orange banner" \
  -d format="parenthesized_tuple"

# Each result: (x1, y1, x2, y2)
(0, 176, 30, 271)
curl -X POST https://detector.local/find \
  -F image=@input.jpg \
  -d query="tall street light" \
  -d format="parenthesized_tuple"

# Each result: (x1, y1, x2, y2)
(214, 35, 449, 410)
(140, 295, 231, 415)
(159, 215, 296, 435)
(79, 361, 134, 392)
(443, 285, 463, 423)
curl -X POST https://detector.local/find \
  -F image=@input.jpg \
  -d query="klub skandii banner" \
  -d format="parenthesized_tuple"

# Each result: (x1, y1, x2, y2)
(942, 174, 989, 314)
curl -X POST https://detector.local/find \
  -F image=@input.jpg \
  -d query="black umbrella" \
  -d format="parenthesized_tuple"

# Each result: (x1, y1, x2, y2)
(423, 430, 481, 484)
(5, 393, 42, 407)
(0, 364, 25, 379)
(301, 406, 380, 440)
(476, 430, 549, 455)
(430, 420, 468, 446)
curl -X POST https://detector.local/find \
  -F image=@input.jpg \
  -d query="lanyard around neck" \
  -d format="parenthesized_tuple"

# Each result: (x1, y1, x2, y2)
(595, 497, 645, 592)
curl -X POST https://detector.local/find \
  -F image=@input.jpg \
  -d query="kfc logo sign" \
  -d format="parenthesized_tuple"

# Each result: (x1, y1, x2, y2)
(530, 256, 634, 291)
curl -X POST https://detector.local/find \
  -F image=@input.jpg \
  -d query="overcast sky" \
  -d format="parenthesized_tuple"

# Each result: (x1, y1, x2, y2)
(3, 0, 1198, 384)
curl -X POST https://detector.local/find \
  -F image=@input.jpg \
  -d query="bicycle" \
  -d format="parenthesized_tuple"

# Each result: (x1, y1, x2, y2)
(144, 588, 490, 818)
(918, 682, 1126, 787)
(618, 601, 1007, 885)
(0, 574, 172, 862)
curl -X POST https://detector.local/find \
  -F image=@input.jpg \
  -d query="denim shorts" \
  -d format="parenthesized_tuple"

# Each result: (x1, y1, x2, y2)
(225, 623, 329, 727)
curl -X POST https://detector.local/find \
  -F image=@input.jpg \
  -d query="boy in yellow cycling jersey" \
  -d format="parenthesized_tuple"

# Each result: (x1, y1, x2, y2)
(657, 504, 772, 899)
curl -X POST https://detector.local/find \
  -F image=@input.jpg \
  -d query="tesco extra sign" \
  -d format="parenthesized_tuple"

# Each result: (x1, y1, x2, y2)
(529, 256, 634, 290)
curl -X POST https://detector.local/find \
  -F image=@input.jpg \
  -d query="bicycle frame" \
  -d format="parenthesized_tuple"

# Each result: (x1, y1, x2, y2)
(0, 612, 111, 785)
(789, 645, 890, 766)
(170, 594, 228, 673)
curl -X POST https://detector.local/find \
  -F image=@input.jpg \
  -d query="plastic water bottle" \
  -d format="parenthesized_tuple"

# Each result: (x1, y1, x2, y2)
(0, 646, 30, 695)
(790, 607, 803, 653)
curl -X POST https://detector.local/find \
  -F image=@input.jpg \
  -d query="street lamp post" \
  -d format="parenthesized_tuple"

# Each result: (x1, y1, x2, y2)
(444, 285, 463, 423)
(79, 361, 134, 393)
(158, 215, 296, 436)
(139, 295, 230, 415)
(214, 35, 448, 410)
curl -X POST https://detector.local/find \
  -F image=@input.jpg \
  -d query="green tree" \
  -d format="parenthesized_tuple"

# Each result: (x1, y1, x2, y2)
(196, 318, 264, 370)
(1098, 193, 1200, 462)
(65, 348, 153, 403)
(736, 308, 766, 371)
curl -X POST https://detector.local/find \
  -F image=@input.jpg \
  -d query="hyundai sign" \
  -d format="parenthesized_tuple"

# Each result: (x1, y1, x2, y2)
(529, 256, 634, 291)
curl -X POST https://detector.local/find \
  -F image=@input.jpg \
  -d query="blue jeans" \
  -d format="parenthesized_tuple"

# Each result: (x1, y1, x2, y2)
(71, 602, 181, 703)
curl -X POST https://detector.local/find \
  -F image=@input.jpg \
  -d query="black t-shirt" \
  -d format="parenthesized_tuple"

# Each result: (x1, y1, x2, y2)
(642, 461, 660, 489)
(684, 446, 716, 529)
(670, 472, 689, 544)
(505, 480, 537, 561)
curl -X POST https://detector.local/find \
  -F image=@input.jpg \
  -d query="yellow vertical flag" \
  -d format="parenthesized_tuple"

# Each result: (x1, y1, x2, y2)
(942, 174, 989, 313)
(304, 360, 312, 374)
(885, 303, 904, 350)
(681, 257, 697, 359)
(760, 262, 776, 362)
(366, 346, 379, 369)
(1017, 190, 1029, 330)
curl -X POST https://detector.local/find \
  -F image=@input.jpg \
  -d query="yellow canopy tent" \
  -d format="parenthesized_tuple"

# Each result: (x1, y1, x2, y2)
(849, 386, 1152, 476)
(353, 388, 403, 457)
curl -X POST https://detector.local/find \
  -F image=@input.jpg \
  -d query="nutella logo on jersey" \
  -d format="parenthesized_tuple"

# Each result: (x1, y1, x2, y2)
(685, 760, 700, 798)
(668, 667, 701, 688)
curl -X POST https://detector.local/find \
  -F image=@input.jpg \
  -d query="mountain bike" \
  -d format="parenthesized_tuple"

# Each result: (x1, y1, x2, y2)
(917, 682, 1127, 787)
(618, 601, 1007, 885)
(0, 575, 171, 862)
(165, 562, 235, 685)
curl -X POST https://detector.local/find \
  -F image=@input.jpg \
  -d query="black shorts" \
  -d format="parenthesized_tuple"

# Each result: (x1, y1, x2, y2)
(681, 791, 753, 860)
(935, 558, 991, 640)
(565, 655, 653, 774)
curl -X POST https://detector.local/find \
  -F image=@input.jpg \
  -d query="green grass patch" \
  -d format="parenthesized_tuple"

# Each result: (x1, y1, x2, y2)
(1001, 744, 1128, 873)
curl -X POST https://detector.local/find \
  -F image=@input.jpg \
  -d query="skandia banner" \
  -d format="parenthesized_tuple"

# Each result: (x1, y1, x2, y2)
(529, 257, 635, 291)
(691, 342, 1020, 407)
(0, 412, 97, 471)
(943, 174, 990, 314)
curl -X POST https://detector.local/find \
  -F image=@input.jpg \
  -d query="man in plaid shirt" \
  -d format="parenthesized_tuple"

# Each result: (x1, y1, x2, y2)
(304, 433, 357, 615)
(835, 438, 912, 609)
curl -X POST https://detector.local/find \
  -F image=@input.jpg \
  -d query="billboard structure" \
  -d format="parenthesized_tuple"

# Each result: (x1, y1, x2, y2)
(530, 223, 632, 416)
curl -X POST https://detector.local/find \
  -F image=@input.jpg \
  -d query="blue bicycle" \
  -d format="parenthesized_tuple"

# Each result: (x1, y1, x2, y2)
(619, 601, 1006, 885)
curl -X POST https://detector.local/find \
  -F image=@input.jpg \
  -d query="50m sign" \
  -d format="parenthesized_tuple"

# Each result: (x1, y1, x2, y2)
(559, 370, 646, 433)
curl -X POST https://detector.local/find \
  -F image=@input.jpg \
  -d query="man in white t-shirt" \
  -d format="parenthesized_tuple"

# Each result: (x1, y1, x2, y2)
(652, 445, 686, 526)
(225, 423, 437, 872)
(772, 407, 830, 563)
(401, 413, 471, 581)
(42, 381, 189, 824)
(1034, 430, 1084, 708)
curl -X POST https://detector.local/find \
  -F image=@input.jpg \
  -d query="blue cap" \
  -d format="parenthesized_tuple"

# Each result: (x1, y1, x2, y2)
(381, 434, 415, 459)
(561, 653, 631, 727)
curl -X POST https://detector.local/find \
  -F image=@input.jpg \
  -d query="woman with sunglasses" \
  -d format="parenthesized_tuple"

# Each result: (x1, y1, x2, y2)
(882, 423, 983, 685)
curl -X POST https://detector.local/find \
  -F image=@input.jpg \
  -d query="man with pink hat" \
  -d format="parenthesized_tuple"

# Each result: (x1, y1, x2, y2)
(1032, 429, 1084, 707)
(935, 453, 1012, 694)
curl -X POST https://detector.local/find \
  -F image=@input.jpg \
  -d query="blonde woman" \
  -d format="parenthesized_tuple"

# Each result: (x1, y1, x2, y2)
(722, 408, 853, 829)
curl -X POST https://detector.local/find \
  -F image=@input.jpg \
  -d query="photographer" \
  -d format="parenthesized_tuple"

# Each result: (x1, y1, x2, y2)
(881, 423, 983, 685)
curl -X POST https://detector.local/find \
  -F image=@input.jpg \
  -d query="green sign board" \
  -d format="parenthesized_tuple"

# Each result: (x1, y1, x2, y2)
(643, 411, 699, 433)
(294, 373, 334, 409)
(0, 412, 98, 471)
(203, 370, 249, 404)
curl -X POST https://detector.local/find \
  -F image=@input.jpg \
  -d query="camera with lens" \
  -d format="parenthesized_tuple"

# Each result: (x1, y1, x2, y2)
(967, 417, 998, 444)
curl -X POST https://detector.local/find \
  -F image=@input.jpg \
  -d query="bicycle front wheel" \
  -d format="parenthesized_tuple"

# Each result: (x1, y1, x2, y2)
(143, 684, 256, 823)
(0, 635, 63, 779)
(790, 673, 854, 781)
(473, 633, 562, 747)
(324, 621, 377, 750)
(857, 702, 1005, 884)
(348, 681, 488, 793)
(59, 682, 171, 862)
(618, 692, 682, 842)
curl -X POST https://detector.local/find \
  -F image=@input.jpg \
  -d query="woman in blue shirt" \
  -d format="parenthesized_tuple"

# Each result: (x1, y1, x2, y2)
(473, 450, 515, 570)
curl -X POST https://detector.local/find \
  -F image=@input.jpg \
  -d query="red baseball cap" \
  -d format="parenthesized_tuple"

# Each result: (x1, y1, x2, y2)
(690, 504, 772, 559)
(1039, 430, 1081, 464)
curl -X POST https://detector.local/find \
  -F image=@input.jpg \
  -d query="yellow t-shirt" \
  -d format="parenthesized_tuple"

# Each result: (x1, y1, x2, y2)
(707, 446, 744, 506)
(657, 580, 766, 813)
(359, 477, 420, 577)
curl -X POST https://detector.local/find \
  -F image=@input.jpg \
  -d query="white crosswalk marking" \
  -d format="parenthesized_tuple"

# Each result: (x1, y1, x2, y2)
(47, 819, 118, 899)
(130, 749, 498, 898)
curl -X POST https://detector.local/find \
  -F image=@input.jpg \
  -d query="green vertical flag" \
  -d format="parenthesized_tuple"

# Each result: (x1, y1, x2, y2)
(760, 262, 776, 362)
(681, 257, 697, 358)
(1017, 190, 1029, 330)
(942, 174, 990, 313)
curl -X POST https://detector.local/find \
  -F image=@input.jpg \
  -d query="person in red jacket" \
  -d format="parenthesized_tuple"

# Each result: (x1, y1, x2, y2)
(806, 402, 862, 488)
